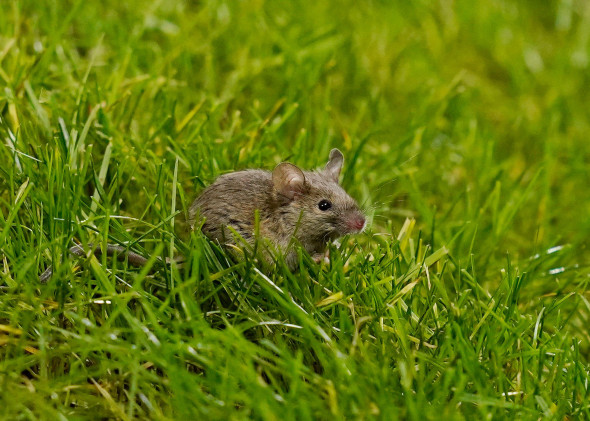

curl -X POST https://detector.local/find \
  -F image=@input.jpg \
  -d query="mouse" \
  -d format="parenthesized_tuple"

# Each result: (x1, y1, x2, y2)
(40, 149, 366, 281)
(188, 148, 366, 269)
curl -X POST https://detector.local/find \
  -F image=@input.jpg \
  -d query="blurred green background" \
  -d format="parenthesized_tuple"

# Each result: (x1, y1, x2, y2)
(3, 0, 590, 266)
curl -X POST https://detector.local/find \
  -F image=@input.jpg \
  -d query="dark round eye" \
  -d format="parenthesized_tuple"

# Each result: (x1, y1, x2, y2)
(318, 200, 332, 211)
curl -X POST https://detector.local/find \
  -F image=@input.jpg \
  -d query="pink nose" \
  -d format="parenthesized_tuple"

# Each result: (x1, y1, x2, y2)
(348, 215, 366, 232)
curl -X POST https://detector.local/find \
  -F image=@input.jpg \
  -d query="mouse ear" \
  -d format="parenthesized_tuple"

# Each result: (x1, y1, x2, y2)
(272, 163, 306, 200)
(324, 148, 344, 183)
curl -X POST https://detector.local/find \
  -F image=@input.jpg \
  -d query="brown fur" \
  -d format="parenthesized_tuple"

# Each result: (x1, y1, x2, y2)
(188, 149, 365, 269)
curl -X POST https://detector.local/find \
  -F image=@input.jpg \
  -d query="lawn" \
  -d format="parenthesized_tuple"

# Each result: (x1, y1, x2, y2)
(1, 0, 590, 419)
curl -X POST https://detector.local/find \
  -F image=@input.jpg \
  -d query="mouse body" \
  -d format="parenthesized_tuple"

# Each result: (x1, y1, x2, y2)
(189, 149, 366, 268)
(40, 149, 365, 282)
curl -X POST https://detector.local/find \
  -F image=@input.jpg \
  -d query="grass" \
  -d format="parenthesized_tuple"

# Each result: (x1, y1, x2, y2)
(1, 0, 590, 419)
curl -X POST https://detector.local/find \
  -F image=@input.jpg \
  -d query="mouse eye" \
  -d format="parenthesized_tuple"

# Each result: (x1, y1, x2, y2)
(318, 200, 332, 211)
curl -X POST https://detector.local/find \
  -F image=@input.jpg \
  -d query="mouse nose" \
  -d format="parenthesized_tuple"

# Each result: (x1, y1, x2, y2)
(347, 214, 366, 232)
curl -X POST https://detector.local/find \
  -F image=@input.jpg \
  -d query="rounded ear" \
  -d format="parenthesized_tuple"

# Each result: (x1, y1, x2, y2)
(272, 162, 306, 200)
(324, 148, 344, 183)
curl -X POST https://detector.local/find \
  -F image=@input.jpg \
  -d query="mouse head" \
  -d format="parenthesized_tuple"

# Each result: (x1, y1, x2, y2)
(272, 149, 366, 243)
